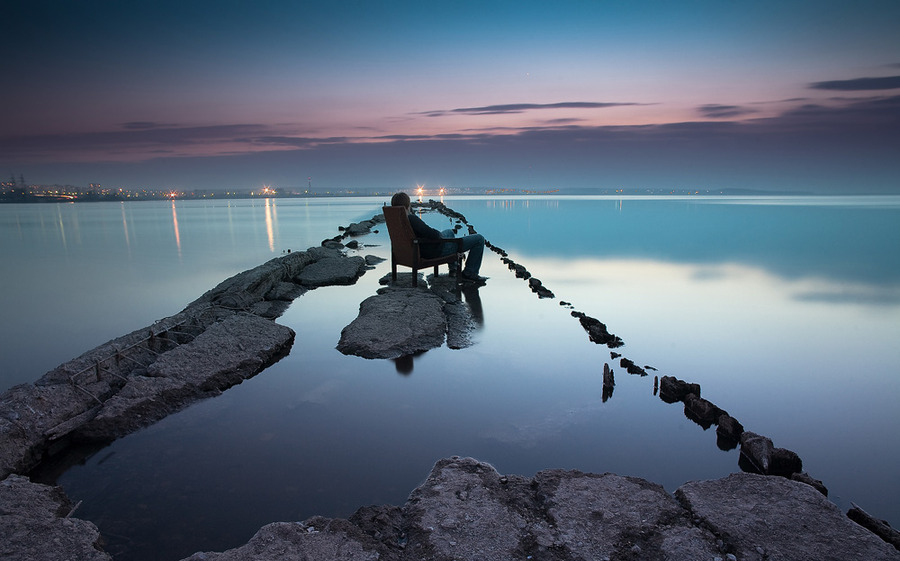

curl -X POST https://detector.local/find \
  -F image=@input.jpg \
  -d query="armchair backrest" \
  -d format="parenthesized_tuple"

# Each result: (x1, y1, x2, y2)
(383, 205, 419, 266)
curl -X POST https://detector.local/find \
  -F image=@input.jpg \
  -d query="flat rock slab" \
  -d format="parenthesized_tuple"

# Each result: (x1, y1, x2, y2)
(77, 313, 294, 440)
(297, 256, 366, 286)
(676, 472, 900, 560)
(337, 287, 473, 359)
(0, 474, 111, 561)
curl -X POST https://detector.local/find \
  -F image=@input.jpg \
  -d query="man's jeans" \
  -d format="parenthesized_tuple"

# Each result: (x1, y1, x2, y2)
(440, 229, 485, 275)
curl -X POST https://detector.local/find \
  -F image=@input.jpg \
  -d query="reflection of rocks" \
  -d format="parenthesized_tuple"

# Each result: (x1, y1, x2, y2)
(181, 457, 900, 561)
(602, 363, 615, 402)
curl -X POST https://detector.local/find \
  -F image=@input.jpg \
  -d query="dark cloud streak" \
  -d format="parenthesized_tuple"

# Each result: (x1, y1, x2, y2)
(697, 104, 758, 119)
(421, 101, 645, 117)
(810, 75, 900, 91)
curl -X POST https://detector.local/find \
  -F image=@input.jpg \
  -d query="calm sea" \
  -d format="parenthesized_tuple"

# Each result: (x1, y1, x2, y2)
(2, 195, 899, 560)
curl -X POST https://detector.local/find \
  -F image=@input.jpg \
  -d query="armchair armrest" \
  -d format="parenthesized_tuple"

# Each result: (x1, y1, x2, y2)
(414, 237, 464, 251)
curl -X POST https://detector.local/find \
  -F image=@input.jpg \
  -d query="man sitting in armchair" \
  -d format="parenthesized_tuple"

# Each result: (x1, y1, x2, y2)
(390, 191, 487, 283)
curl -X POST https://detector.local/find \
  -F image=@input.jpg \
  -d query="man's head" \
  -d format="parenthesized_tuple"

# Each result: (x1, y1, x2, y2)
(391, 191, 411, 209)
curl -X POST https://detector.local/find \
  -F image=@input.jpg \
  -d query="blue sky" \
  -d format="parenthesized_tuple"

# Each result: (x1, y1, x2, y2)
(2, 0, 899, 193)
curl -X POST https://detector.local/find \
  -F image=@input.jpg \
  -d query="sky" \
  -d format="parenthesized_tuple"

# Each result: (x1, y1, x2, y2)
(2, 0, 899, 194)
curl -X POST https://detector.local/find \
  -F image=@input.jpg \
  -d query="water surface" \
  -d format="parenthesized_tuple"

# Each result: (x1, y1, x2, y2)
(3, 196, 898, 560)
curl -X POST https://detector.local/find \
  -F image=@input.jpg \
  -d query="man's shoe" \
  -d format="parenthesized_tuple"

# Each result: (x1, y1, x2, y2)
(460, 271, 488, 284)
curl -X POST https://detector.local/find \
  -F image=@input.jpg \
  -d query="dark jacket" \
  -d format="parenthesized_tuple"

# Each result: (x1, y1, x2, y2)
(407, 212, 443, 258)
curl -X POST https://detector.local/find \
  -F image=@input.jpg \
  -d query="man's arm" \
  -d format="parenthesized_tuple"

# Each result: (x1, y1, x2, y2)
(407, 212, 442, 240)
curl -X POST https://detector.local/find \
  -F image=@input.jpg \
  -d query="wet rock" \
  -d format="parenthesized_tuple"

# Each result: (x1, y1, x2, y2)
(715, 414, 744, 450)
(620, 357, 648, 376)
(0, 474, 111, 561)
(683, 394, 724, 430)
(739, 431, 774, 474)
(297, 256, 366, 287)
(76, 313, 294, 441)
(571, 311, 624, 348)
(848, 503, 900, 550)
(658, 376, 701, 403)
(345, 240, 360, 249)
(677, 473, 899, 560)
(337, 288, 474, 359)
(527, 277, 555, 299)
(792, 471, 828, 496)
(188, 247, 322, 310)
(265, 281, 307, 302)
(770, 447, 803, 477)
(365, 255, 386, 266)
(346, 220, 377, 236)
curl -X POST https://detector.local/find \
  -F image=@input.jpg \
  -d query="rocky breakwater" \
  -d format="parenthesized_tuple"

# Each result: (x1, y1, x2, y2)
(176, 456, 899, 561)
(0, 243, 377, 560)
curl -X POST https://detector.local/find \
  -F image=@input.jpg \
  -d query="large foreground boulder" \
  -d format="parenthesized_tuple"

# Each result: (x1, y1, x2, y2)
(183, 457, 900, 561)
(0, 475, 111, 561)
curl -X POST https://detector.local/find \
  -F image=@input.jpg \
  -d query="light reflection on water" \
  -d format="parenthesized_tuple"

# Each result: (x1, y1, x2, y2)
(2, 196, 899, 560)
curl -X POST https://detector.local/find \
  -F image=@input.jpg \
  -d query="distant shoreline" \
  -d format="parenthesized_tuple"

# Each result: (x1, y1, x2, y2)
(2, 188, 887, 204)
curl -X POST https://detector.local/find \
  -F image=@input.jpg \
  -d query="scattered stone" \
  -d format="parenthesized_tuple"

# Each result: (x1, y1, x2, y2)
(527, 277, 555, 299)
(619, 357, 648, 376)
(658, 376, 701, 403)
(792, 471, 828, 496)
(770, 447, 803, 477)
(848, 503, 900, 551)
(683, 393, 724, 430)
(715, 414, 744, 451)
(739, 432, 774, 474)
(346, 220, 377, 236)
(571, 311, 624, 348)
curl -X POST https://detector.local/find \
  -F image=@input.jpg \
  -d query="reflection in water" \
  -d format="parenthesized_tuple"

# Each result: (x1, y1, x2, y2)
(393, 354, 414, 375)
(120, 203, 130, 252)
(461, 285, 484, 326)
(264, 198, 275, 251)
(171, 200, 181, 257)
(56, 204, 68, 250)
